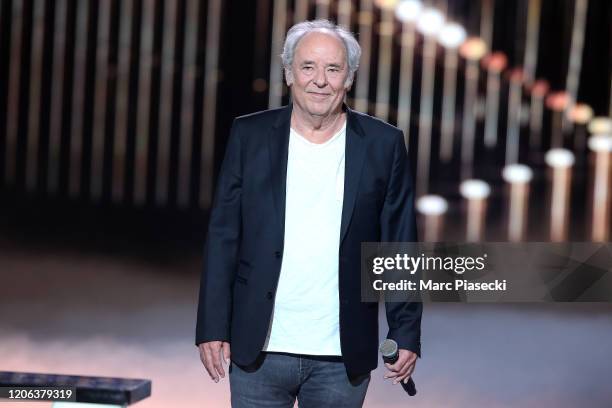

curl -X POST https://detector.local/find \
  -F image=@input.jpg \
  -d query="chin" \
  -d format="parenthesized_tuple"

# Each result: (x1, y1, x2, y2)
(305, 105, 331, 117)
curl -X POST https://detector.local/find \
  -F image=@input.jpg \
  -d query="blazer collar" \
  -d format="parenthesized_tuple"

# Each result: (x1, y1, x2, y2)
(268, 103, 367, 245)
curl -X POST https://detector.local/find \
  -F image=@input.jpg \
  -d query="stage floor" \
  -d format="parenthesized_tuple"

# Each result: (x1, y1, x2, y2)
(1, 239, 612, 407)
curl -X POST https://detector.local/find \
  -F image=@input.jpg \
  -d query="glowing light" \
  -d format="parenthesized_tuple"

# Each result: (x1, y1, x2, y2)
(545, 148, 575, 168)
(395, 0, 422, 23)
(416, 8, 445, 36)
(460, 179, 491, 199)
(459, 37, 487, 60)
(545, 91, 571, 111)
(375, 0, 399, 10)
(588, 117, 612, 135)
(502, 164, 533, 184)
(588, 134, 612, 152)
(568, 103, 593, 124)
(416, 195, 448, 215)
(438, 22, 466, 48)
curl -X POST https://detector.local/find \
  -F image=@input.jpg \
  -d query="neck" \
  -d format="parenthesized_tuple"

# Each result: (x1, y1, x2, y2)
(290, 104, 346, 144)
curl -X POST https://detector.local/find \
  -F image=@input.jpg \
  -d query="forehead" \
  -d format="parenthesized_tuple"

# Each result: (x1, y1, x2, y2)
(294, 31, 347, 63)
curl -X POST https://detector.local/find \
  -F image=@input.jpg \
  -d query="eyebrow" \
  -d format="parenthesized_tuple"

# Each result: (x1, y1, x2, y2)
(300, 60, 344, 68)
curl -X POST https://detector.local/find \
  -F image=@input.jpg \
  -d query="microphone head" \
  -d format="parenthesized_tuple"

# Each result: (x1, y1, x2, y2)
(379, 338, 398, 358)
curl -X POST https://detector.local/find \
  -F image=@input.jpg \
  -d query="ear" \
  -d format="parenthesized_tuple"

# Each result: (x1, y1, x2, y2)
(344, 73, 354, 91)
(285, 68, 294, 86)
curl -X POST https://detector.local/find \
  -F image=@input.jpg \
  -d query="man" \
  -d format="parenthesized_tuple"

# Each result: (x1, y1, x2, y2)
(196, 20, 421, 407)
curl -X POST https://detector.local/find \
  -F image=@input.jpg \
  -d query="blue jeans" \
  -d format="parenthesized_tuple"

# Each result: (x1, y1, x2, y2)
(229, 352, 370, 407)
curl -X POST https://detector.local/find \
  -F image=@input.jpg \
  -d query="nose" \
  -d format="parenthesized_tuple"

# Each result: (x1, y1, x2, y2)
(313, 68, 327, 87)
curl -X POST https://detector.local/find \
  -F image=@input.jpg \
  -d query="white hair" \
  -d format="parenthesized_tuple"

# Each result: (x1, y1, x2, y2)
(281, 19, 361, 88)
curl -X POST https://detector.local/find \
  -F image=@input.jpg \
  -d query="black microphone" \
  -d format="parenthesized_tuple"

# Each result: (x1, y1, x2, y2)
(379, 338, 417, 396)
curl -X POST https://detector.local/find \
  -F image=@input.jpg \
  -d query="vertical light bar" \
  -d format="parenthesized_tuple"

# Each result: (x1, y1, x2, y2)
(5, 0, 23, 185)
(415, 7, 445, 197)
(47, 0, 66, 194)
(156, 0, 177, 205)
(588, 135, 611, 242)
(112, 0, 133, 203)
(438, 22, 466, 161)
(316, 0, 330, 19)
(294, 0, 309, 23)
(176, 0, 198, 207)
(505, 68, 524, 165)
(25, 0, 45, 191)
(482, 52, 506, 149)
(268, 0, 287, 109)
(546, 91, 570, 149)
(459, 37, 487, 180)
(479, 0, 493, 50)
(396, 24, 416, 151)
(90, 0, 111, 201)
(522, 0, 541, 85)
(68, 0, 89, 197)
(395, 1, 422, 151)
(502, 164, 533, 242)
(374, 5, 395, 121)
(568, 103, 593, 152)
(199, 0, 222, 208)
(133, 0, 154, 205)
(527, 79, 548, 151)
(460, 179, 490, 242)
(354, 0, 373, 113)
(416, 195, 448, 242)
(545, 148, 574, 242)
(337, 0, 352, 28)
(609, 77, 612, 117)
(253, 0, 271, 95)
(562, 0, 589, 135)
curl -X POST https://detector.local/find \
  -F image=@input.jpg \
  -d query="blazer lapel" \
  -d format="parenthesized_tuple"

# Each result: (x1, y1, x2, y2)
(267, 104, 366, 245)
(340, 107, 367, 244)
(268, 104, 292, 238)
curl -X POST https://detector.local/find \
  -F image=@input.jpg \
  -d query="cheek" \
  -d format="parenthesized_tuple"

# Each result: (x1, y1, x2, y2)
(330, 76, 348, 91)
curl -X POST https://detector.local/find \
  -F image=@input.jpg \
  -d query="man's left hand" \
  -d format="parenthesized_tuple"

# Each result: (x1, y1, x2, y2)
(384, 349, 417, 385)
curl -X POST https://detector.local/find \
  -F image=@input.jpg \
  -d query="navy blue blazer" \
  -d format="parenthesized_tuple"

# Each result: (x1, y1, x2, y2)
(195, 103, 422, 377)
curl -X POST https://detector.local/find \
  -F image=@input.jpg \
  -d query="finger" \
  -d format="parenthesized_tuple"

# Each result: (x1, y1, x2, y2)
(384, 370, 401, 379)
(397, 363, 417, 384)
(392, 367, 410, 384)
(386, 356, 409, 372)
(202, 346, 219, 382)
(222, 342, 231, 365)
(210, 343, 226, 379)
(403, 364, 416, 383)
(394, 373, 410, 385)
(198, 345, 207, 365)
(385, 361, 410, 379)
(385, 362, 402, 372)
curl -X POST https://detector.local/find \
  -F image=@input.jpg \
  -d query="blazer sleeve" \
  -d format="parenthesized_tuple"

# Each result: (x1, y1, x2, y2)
(195, 119, 242, 345)
(381, 130, 422, 357)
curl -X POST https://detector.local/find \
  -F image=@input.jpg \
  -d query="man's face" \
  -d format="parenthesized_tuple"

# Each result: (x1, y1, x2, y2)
(287, 31, 350, 118)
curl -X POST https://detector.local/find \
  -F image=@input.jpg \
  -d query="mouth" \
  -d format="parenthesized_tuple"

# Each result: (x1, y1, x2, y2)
(307, 92, 331, 99)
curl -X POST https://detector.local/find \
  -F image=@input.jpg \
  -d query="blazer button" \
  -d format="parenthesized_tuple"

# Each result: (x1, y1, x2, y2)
(274, 251, 282, 259)
(267, 291, 274, 300)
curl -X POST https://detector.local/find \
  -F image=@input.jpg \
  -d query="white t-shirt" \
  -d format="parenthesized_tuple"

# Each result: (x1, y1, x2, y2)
(262, 122, 346, 356)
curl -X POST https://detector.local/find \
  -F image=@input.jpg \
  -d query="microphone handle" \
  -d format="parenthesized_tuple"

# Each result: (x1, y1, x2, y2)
(383, 355, 417, 396)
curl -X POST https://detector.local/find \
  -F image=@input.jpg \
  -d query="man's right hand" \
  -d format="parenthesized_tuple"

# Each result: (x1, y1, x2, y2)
(198, 341, 231, 383)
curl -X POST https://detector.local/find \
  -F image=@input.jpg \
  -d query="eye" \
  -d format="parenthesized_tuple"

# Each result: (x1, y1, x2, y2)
(328, 67, 340, 73)
(302, 66, 314, 72)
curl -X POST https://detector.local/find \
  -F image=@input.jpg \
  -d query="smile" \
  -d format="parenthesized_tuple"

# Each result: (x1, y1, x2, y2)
(307, 92, 331, 99)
